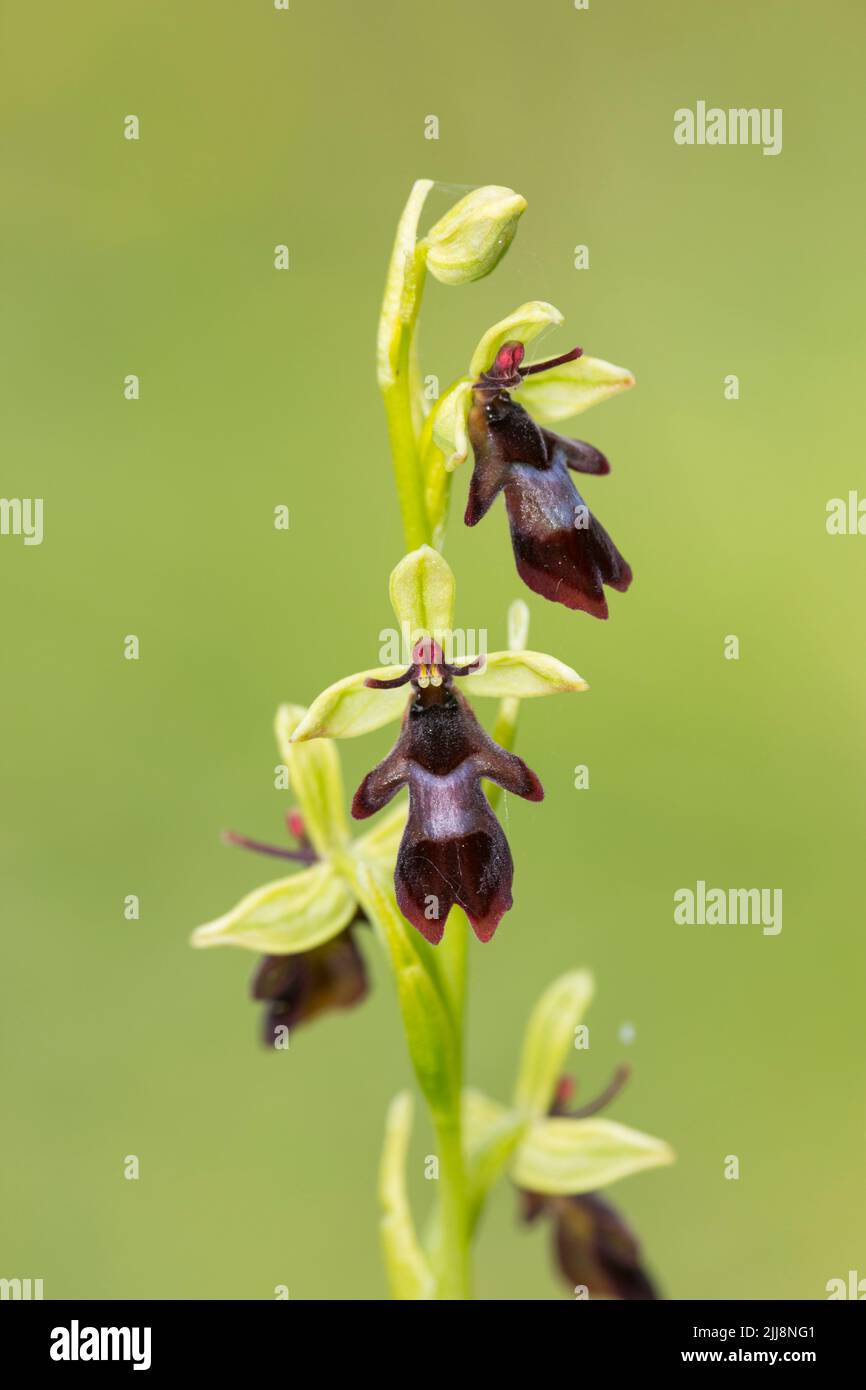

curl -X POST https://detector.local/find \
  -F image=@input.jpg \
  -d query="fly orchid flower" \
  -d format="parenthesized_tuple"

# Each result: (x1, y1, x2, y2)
(353, 635, 543, 943)
(432, 301, 635, 618)
(191, 704, 406, 1040)
(518, 1075, 659, 1300)
(461, 971, 672, 1298)
(291, 546, 588, 944)
(250, 912, 368, 1045)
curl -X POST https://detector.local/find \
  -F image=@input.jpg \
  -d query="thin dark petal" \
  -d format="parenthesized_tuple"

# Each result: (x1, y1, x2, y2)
(542, 428, 610, 476)
(552, 1192, 659, 1301)
(447, 656, 485, 679)
(222, 830, 316, 864)
(519, 346, 582, 376)
(562, 1064, 631, 1119)
(365, 668, 414, 690)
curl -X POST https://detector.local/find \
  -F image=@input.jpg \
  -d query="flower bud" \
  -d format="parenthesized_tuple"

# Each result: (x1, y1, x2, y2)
(423, 186, 526, 286)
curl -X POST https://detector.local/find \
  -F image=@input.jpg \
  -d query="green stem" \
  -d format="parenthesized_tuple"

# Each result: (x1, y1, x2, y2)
(431, 910, 469, 1297)
(437, 905, 468, 1031)
(376, 181, 470, 1298)
(432, 1109, 470, 1299)
(377, 180, 435, 550)
(381, 271, 431, 549)
(358, 854, 471, 1299)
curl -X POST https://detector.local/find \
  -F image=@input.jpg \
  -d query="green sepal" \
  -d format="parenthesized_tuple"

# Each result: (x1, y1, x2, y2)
(389, 545, 456, 638)
(190, 862, 357, 954)
(519, 354, 635, 423)
(512, 1116, 675, 1195)
(513, 969, 595, 1116)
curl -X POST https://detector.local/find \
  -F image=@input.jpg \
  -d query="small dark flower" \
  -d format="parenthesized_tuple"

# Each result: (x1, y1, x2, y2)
(466, 341, 633, 618)
(352, 639, 543, 945)
(215, 808, 373, 1044)
(519, 1071, 659, 1300)
(521, 1188, 658, 1301)
(251, 916, 369, 1043)
(291, 549, 585, 938)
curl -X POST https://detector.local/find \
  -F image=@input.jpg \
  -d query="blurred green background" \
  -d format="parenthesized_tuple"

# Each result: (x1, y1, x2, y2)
(3, 0, 865, 1300)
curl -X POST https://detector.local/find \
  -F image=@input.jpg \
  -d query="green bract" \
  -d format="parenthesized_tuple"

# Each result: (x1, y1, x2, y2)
(291, 547, 588, 744)
(379, 1093, 435, 1300)
(190, 704, 406, 954)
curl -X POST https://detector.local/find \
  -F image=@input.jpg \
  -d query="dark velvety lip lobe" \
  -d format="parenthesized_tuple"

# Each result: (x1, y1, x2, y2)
(464, 355, 632, 619)
(353, 682, 543, 942)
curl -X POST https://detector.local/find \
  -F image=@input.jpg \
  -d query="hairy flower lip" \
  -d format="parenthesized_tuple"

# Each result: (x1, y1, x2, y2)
(251, 922, 369, 1043)
(351, 682, 543, 945)
(465, 352, 633, 619)
(519, 1188, 660, 1301)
